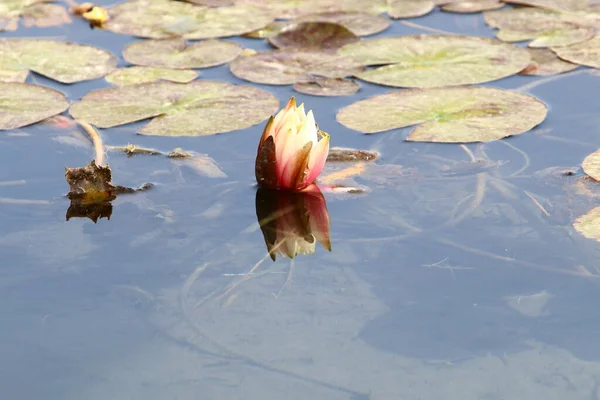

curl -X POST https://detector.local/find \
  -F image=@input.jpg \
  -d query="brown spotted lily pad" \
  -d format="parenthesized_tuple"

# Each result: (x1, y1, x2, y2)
(336, 86, 547, 143)
(0, 39, 116, 83)
(106, 0, 274, 39)
(230, 49, 363, 85)
(294, 11, 390, 36)
(268, 22, 359, 50)
(387, 0, 435, 19)
(520, 48, 578, 75)
(293, 77, 359, 96)
(69, 80, 279, 136)
(581, 148, 600, 181)
(551, 36, 600, 69)
(1, 0, 71, 31)
(573, 207, 600, 243)
(338, 34, 531, 88)
(105, 67, 198, 86)
(0, 82, 69, 130)
(123, 38, 242, 69)
(441, 0, 505, 13)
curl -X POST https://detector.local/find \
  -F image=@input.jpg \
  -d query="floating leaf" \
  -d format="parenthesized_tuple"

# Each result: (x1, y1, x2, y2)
(1, 1, 70, 31)
(235, 0, 388, 19)
(387, 0, 435, 19)
(230, 49, 363, 85)
(106, 0, 274, 39)
(484, 7, 600, 31)
(493, 20, 595, 48)
(338, 34, 531, 88)
(336, 86, 547, 143)
(326, 147, 379, 162)
(293, 77, 359, 96)
(107, 144, 163, 156)
(294, 11, 390, 36)
(268, 22, 359, 50)
(105, 67, 198, 86)
(573, 206, 600, 243)
(243, 21, 287, 38)
(520, 48, 578, 75)
(123, 38, 242, 69)
(581, 148, 600, 181)
(169, 149, 227, 178)
(551, 36, 600, 68)
(0, 83, 69, 130)
(441, 0, 505, 13)
(503, 0, 589, 11)
(69, 80, 279, 136)
(0, 39, 116, 83)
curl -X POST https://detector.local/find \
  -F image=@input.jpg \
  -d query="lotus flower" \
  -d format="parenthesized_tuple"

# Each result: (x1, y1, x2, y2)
(255, 185, 331, 261)
(255, 97, 330, 192)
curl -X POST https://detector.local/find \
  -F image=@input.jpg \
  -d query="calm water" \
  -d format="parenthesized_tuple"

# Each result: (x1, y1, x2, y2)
(2, 5, 600, 400)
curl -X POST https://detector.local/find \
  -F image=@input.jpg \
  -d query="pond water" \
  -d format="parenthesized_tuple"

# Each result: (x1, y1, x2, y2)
(2, 3, 600, 400)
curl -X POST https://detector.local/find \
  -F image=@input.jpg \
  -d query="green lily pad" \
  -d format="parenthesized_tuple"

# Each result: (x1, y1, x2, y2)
(69, 80, 279, 136)
(336, 86, 547, 143)
(268, 22, 359, 50)
(573, 206, 600, 243)
(551, 36, 600, 68)
(294, 11, 390, 36)
(493, 20, 595, 47)
(441, 0, 505, 13)
(106, 0, 274, 39)
(387, 0, 435, 19)
(1, 1, 70, 31)
(293, 77, 359, 96)
(105, 67, 198, 86)
(338, 34, 531, 88)
(520, 48, 578, 75)
(123, 38, 242, 69)
(229, 49, 364, 85)
(234, 0, 388, 19)
(581, 148, 600, 181)
(0, 39, 116, 83)
(0, 82, 69, 130)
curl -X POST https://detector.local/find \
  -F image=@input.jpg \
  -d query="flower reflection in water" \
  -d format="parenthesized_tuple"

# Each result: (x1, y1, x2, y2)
(255, 185, 331, 261)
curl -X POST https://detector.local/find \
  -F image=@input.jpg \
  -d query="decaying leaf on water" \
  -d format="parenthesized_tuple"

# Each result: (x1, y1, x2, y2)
(326, 147, 380, 162)
(505, 290, 553, 317)
(294, 11, 390, 36)
(0, 39, 116, 83)
(551, 36, 600, 69)
(293, 77, 359, 97)
(105, 0, 274, 39)
(105, 66, 198, 86)
(268, 22, 359, 50)
(337, 35, 531, 88)
(69, 80, 279, 136)
(336, 86, 548, 143)
(1, 0, 71, 31)
(581, 148, 600, 181)
(387, 0, 434, 19)
(230, 49, 363, 85)
(106, 144, 163, 156)
(520, 48, 579, 75)
(440, 0, 505, 13)
(66, 198, 113, 222)
(0, 83, 69, 130)
(123, 38, 243, 69)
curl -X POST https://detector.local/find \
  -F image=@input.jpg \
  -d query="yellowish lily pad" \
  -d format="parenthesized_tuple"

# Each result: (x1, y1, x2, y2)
(123, 38, 242, 69)
(581, 148, 600, 181)
(573, 207, 600, 243)
(551, 36, 600, 69)
(234, 0, 388, 19)
(69, 81, 279, 136)
(338, 34, 531, 88)
(494, 20, 595, 48)
(105, 67, 198, 86)
(0, 39, 116, 83)
(503, 0, 589, 11)
(441, 0, 505, 13)
(336, 86, 547, 143)
(0, 82, 69, 130)
(387, 0, 435, 19)
(1, 0, 70, 31)
(293, 77, 359, 96)
(520, 48, 578, 75)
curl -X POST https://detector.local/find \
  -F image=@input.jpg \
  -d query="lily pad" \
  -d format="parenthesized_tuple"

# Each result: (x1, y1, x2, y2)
(484, 7, 600, 31)
(0, 39, 116, 83)
(243, 21, 287, 38)
(0, 82, 69, 130)
(69, 80, 279, 136)
(106, 0, 274, 39)
(494, 20, 595, 48)
(234, 0, 388, 19)
(387, 0, 435, 19)
(338, 34, 531, 88)
(573, 207, 600, 243)
(581, 148, 600, 181)
(229, 49, 363, 85)
(268, 22, 359, 50)
(441, 0, 505, 13)
(293, 77, 359, 96)
(520, 48, 578, 75)
(1, 1, 70, 31)
(336, 86, 547, 143)
(294, 11, 390, 36)
(123, 38, 242, 69)
(105, 67, 198, 86)
(503, 0, 589, 11)
(551, 36, 600, 69)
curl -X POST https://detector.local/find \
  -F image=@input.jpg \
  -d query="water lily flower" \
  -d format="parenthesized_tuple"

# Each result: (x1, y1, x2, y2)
(255, 185, 331, 261)
(255, 97, 330, 192)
